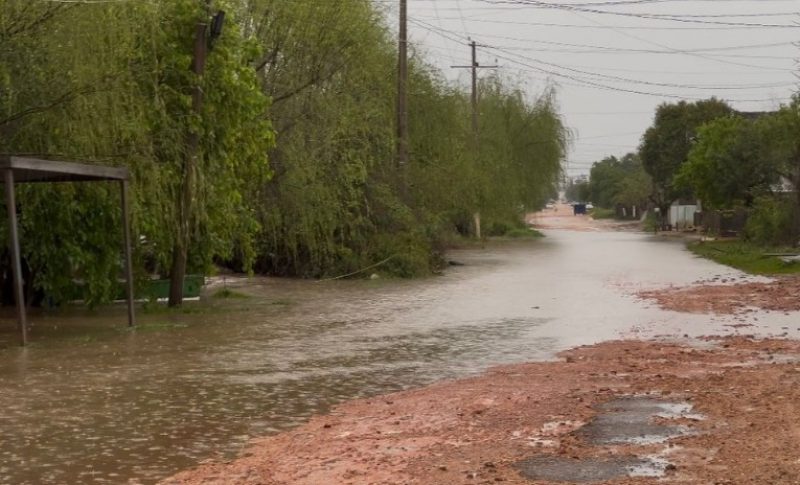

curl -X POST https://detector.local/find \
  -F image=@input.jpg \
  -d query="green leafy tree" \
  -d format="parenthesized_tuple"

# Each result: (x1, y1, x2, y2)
(1, 1, 273, 306)
(589, 153, 650, 212)
(131, 0, 274, 305)
(676, 116, 776, 209)
(639, 98, 733, 212)
(751, 101, 800, 244)
(565, 180, 590, 203)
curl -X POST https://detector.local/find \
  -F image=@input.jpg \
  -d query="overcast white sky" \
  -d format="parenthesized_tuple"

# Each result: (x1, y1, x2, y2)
(377, 0, 799, 175)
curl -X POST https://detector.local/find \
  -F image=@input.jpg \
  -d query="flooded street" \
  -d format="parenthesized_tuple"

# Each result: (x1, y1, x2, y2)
(0, 230, 796, 484)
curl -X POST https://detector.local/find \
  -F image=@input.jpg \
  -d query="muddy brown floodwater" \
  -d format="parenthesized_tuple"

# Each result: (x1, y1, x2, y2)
(0, 224, 798, 484)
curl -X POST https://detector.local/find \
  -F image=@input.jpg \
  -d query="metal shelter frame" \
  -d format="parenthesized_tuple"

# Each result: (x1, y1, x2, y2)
(1, 156, 135, 345)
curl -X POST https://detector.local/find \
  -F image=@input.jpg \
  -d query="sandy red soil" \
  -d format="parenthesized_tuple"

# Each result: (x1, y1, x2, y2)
(163, 337, 800, 485)
(527, 203, 641, 232)
(638, 276, 800, 315)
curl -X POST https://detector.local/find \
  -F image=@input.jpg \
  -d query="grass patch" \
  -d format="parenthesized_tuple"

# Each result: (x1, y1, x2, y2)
(503, 227, 545, 238)
(688, 240, 800, 275)
(589, 207, 616, 220)
(212, 288, 249, 299)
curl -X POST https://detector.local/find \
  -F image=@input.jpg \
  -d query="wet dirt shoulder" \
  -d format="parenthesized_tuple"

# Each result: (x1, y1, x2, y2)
(638, 274, 800, 315)
(162, 337, 800, 485)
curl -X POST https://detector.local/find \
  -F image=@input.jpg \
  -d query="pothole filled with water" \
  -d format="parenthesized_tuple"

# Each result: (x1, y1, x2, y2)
(515, 455, 669, 482)
(516, 396, 700, 482)
(578, 396, 700, 445)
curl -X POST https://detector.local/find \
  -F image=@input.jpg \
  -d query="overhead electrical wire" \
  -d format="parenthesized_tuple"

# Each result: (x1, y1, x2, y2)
(390, 0, 797, 172)
(409, 18, 795, 101)
(475, 0, 800, 27)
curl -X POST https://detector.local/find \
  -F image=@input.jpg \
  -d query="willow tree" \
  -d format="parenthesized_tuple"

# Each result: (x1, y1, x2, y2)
(0, 1, 151, 305)
(243, 0, 399, 277)
(0, 0, 273, 306)
(241, 0, 569, 277)
(131, 0, 273, 305)
(476, 78, 567, 226)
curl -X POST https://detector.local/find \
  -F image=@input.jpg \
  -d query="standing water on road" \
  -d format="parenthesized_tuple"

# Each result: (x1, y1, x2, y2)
(0, 230, 794, 484)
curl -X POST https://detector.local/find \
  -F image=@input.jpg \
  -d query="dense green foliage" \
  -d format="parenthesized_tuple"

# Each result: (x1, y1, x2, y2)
(677, 116, 775, 209)
(1, 1, 274, 305)
(639, 98, 732, 210)
(0, 0, 567, 306)
(565, 180, 590, 202)
(744, 196, 797, 247)
(588, 153, 650, 213)
(676, 100, 800, 245)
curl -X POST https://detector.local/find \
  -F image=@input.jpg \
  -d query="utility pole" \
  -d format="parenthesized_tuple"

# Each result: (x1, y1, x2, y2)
(396, 0, 409, 167)
(452, 41, 497, 238)
(169, 21, 208, 307)
(470, 40, 478, 141)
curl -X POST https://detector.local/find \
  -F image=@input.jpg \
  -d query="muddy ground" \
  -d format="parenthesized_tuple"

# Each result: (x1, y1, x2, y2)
(526, 204, 641, 232)
(638, 276, 800, 316)
(163, 337, 800, 484)
(163, 208, 800, 484)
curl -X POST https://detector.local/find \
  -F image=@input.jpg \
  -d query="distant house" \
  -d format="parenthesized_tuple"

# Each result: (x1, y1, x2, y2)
(772, 176, 794, 194)
(669, 198, 700, 231)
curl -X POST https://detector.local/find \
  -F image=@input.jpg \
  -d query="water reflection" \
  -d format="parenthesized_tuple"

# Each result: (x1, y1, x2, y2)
(0, 231, 797, 484)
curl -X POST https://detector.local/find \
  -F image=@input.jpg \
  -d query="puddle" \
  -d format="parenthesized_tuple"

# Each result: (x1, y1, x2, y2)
(579, 396, 699, 445)
(515, 455, 668, 482)
(516, 396, 694, 482)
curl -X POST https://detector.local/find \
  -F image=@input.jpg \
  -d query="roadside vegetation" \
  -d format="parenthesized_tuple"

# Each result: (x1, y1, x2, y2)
(688, 240, 800, 275)
(582, 96, 800, 271)
(588, 208, 616, 220)
(0, 0, 567, 308)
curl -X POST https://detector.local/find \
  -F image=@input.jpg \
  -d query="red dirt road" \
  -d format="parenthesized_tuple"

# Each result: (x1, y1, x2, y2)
(527, 203, 640, 232)
(163, 338, 800, 485)
(639, 275, 800, 315)
(162, 207, 800, 484)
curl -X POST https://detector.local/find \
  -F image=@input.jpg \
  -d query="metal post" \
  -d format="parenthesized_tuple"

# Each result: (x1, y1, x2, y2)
(120, 180, 135, 327)
(4, 169, 27, 345)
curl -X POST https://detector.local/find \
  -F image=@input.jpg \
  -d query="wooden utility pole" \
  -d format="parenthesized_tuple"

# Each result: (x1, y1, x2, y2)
(396, 0, 409, 167)
(470, 41, 478, 141)
(452, 41, 496, 238)
(169, 22, 207, 307)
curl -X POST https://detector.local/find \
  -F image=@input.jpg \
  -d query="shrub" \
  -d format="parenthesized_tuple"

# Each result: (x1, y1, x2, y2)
(744, 196, 796, 247)
(589, 207, 616, 219)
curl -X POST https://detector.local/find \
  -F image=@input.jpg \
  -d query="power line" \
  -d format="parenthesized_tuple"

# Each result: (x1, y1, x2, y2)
(477, 0, 800, 28)
(410, 19, 795, 100)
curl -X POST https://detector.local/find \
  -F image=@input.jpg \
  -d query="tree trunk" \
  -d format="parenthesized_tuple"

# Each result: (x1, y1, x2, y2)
(168, 22, 206, 307)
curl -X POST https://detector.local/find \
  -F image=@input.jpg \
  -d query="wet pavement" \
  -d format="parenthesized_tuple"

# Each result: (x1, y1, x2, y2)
(0, 230, 797, 484)
(515, 455, 662, 482)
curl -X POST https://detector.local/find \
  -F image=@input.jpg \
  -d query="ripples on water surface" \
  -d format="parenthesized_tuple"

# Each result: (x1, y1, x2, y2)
(0, 231, 796, 484)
